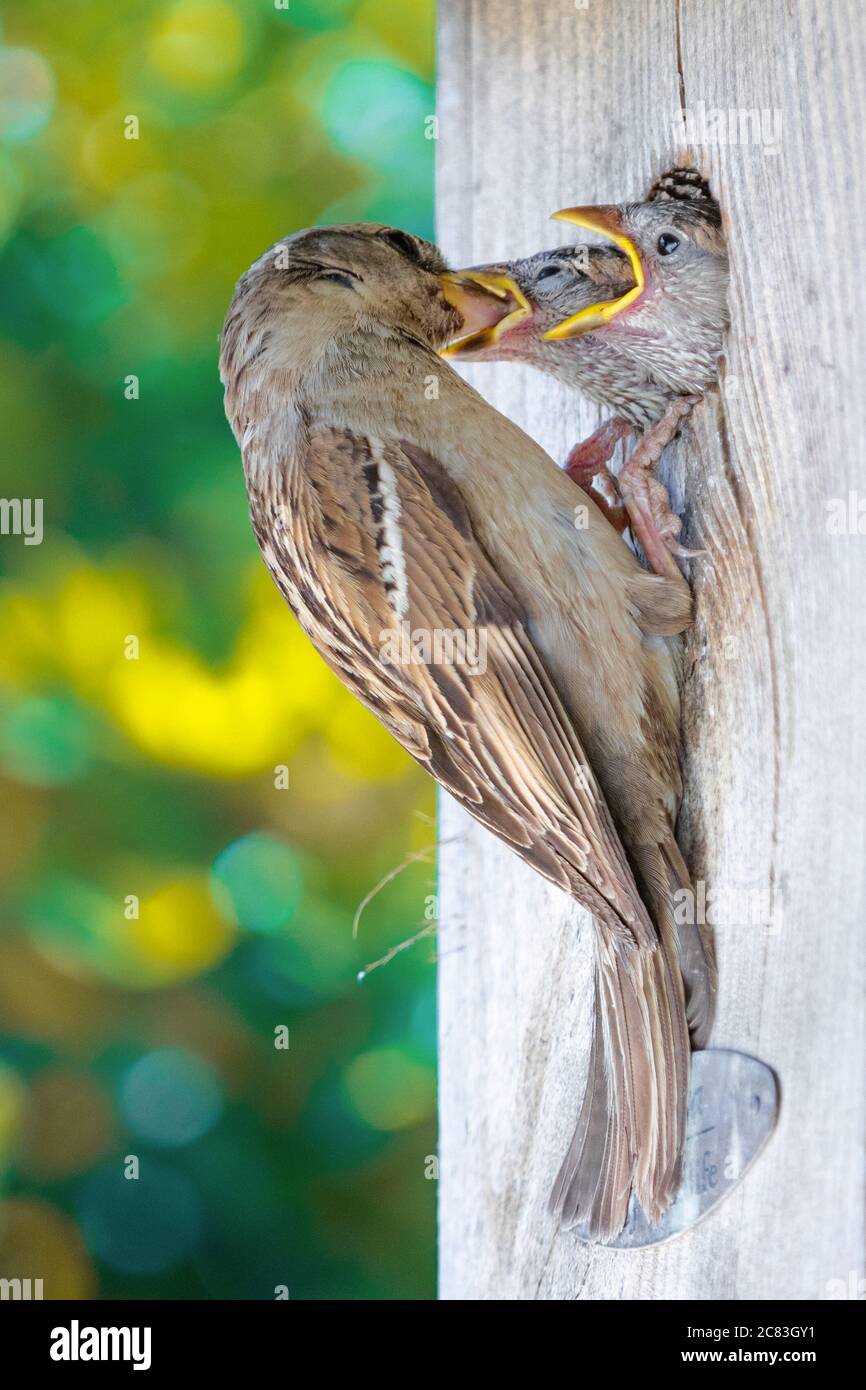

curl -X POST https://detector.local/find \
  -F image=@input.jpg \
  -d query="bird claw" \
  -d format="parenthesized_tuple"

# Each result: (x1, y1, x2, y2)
(668, 541, 706, 560)
(563, 416, 632, 488)
(616, 398, 701, 578)
(618, 481, 685, 580)
(563, 418, 632, 533)
(563, 399, 701, 578)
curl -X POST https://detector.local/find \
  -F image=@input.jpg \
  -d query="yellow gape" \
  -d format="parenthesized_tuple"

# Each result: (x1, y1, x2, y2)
(543, 206, 645, 339)
(438, 271, 532, 357)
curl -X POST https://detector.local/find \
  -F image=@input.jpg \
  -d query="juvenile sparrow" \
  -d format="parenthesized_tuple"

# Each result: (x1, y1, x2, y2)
(443, 167, 729, 577)
(219, 223, 715, 1242)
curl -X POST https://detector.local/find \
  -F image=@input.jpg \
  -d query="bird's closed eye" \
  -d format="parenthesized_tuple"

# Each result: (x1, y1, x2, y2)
(318, 269, 361, 289)
(534, 263, 578, 292)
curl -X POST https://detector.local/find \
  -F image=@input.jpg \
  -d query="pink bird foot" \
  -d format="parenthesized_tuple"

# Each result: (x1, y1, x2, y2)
(617, 397, 703, 579)
(563, 416, 632, 532)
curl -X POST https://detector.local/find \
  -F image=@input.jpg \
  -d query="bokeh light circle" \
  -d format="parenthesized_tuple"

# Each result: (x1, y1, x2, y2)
(77, 1160, 202, 1275)
(342, 1047, 434, 1131)
(21, 1067, 115, 1180)
(0, 695, 93, 786)
(211, 832, 303, 934)
(0, 1197, 95, 1298)
(323, 60, 430, 171)
(148, 0, 246, 92)
(134, 875, 236, 984)
(0, 47, 55, 143)
(121, 1047, 223, 1147)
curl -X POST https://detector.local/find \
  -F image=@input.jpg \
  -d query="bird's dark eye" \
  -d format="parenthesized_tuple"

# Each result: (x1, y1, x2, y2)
(657, 233, 680, 256)
(536, 265, 562, 281)
(381, 229, 421, 262)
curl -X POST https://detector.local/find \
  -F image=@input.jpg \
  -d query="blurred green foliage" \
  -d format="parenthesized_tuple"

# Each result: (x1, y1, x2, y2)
(0, 0, 437, 1300)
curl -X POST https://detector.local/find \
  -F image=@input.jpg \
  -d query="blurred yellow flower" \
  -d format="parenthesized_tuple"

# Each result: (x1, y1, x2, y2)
(133, 875, 236, 983)
(107, 644, 279, 774)
(326, 693, 413, 783)
(0, 566, 152, 691)
(0, 559, 414, 782)
(149, 0, 246, 92)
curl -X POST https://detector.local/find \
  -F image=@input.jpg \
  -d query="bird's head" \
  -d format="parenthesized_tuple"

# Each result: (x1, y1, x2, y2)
(545, 172, 728, 344)
(439, 245, 635, 362)
(441, 167, 728, 360)
(220, 223, 465, 392)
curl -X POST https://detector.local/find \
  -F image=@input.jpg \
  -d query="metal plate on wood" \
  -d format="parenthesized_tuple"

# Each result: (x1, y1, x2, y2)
(576, 1049, 779, 1249)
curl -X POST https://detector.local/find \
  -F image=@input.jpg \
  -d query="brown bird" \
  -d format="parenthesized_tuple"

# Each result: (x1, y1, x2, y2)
(219, 222, 715, 1242)
(442, 167, 729, 578)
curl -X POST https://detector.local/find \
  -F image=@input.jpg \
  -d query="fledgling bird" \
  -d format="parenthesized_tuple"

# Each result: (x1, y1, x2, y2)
(442, 167, 729, 578)
(219, 223, 715, 1242)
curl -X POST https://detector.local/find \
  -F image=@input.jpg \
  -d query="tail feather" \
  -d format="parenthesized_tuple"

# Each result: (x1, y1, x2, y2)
(550, 1021, 626, 1230)
(550, 832, 718, 1241)
(550, 923, 689, 1242)
(662, 839, 718, 1049)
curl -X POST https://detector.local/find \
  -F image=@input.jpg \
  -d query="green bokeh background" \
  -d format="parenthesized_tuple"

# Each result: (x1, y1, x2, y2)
(0, 0, 438, 1300)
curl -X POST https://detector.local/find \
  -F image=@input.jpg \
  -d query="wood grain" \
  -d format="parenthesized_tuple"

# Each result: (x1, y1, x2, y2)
(436, 0, 866, 1300)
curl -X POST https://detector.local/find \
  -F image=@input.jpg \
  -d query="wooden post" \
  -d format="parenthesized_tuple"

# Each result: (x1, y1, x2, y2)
(436, 0, 866, 1300)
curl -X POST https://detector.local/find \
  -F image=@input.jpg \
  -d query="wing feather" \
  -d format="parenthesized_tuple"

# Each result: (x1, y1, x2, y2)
(282, 427, 657, 945)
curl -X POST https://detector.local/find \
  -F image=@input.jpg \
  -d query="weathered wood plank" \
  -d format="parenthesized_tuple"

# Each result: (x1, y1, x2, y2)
(437, 0, 866, 1300)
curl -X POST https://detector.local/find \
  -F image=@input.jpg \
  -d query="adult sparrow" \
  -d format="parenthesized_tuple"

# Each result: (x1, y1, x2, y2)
(442, 167, 729, 578)
(219, 223, 715, 1241)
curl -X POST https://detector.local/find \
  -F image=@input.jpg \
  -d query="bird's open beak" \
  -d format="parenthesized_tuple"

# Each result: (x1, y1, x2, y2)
(543, 206, 645, 340)
(439, 270, 531, 357)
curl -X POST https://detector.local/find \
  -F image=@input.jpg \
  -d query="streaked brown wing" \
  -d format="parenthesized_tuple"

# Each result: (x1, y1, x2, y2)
(290, 427, 655, 945)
